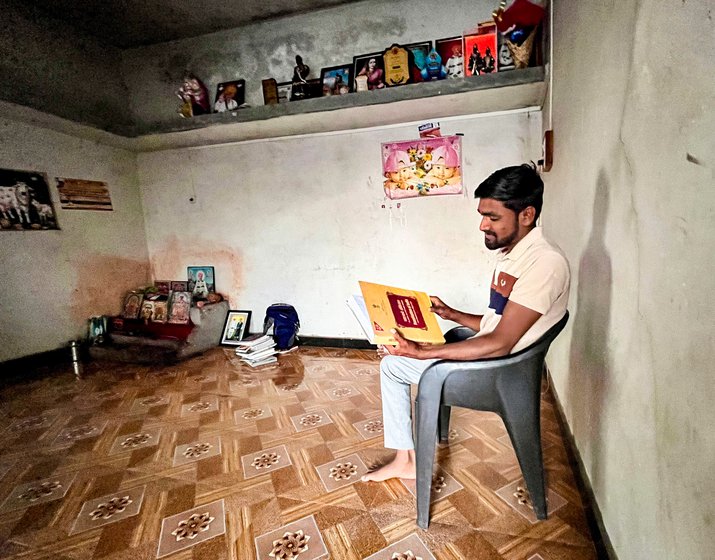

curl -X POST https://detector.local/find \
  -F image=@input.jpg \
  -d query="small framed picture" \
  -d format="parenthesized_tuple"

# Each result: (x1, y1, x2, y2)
(291, 79, 322, 100)
(436, 37, 464, 79)
(214, 80, 246, 112)
(187, 266, 215, 297)
(320, 65, 352, 96)
(276, 81, 292, 103)
(168, 291, 192, 324)
(155, 281, 170, 295)
(152, 301, 168, 323)
(352, 52, 386, 91)
(220, 310, 252, 345)
(140, 300, 155, 321)
(122, 292, 143, 319)
(464, 23, 498, 76)
(404, 41, 432, 83)
(170, 280, 188, 292)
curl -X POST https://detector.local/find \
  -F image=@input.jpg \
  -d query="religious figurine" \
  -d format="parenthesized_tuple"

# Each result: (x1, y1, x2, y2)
(176, 73, 210, 118)
(291, 55, 310, 100)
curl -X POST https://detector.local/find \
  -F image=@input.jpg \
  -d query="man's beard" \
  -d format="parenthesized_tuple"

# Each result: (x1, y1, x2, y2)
(484, 228, 519, 250)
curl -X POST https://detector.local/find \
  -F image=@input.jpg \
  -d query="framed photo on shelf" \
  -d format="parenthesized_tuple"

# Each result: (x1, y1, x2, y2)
(213, 79, 245, 113)
(352, 52, 386, 91)
(122, 292, 143, 319)
(168, 291, 192, 324)
(320, 65, 352, 96)
(276, 81, 292, 103)
(187, 266, 215, 297)
(403, 41, 432, 83)
(464, 23, 498, 76)
(220, 310, 252, 345)
(436, 36, 464, 79)
(170, 280, 188, 292)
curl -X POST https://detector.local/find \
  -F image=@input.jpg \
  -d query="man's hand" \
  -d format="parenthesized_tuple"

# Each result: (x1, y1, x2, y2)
(429, 296, 454, 321)
(384, 329, 422, 358)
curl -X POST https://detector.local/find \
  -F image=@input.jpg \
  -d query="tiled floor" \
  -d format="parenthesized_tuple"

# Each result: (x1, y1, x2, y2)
(0, 346, 598, 559)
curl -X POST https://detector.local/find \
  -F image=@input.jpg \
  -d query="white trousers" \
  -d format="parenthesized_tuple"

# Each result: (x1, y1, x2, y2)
(379, 355, 439, 450)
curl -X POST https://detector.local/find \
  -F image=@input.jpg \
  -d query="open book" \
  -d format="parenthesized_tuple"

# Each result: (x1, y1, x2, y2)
(347, 281, 445, 345)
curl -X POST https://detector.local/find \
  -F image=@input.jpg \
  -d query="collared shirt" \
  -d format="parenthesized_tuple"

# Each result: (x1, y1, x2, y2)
(476, 227, 570, 352)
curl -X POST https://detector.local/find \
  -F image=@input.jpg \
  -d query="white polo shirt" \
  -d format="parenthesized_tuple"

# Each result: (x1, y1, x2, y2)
(476, 226, 570, 352)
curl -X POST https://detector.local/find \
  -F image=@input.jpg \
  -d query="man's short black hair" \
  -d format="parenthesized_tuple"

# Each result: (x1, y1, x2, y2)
(474, 163, 544, 221)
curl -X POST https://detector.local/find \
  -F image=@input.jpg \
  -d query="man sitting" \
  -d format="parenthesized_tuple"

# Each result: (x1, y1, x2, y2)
(362, 163, 570, 482)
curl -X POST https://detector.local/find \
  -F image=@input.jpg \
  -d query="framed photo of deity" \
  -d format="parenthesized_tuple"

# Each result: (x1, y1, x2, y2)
(122, 292, 144, 319)
(436, 37, 465, 79)
(213, 79, 245, 113)
(464, 23, 498, 76)
(352, 52, 386, 91)
(168, 291, 192, 324)
(170, 280, 188, 292)
(187, 266, 215, 297)
(276, 81, 292, 103)
(220, 310, 252, 345)
(320, 65, 352, 96)
(403, 41, 432, 83)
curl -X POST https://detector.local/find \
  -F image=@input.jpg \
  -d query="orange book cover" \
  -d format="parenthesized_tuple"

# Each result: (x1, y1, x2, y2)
(358, 281, 445, 345)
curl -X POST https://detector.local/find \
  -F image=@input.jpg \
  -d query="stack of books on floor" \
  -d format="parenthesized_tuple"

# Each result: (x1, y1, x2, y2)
(235, 334, 278, 367)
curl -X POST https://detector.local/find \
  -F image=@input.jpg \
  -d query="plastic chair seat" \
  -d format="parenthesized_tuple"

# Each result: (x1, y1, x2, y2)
(414, 312, 569, 528)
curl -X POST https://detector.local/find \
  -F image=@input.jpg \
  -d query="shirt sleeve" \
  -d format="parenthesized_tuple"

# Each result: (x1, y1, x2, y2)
(508, 252, 570, 315)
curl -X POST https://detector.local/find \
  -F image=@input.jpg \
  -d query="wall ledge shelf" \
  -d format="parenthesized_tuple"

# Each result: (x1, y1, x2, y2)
(0, 67, 545, 152)
(133, 67, 545, 151)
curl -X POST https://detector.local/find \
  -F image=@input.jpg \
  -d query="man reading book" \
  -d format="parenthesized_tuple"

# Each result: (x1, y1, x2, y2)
(362, 163, 570, 482)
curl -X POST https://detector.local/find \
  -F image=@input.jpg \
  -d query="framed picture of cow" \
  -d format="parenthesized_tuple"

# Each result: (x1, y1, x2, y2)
(0, 168, 59, 231)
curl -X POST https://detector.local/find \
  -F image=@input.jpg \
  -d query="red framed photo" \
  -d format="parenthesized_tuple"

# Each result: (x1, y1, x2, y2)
(435, 37, 464, 79)
(464, 22, 498, 76)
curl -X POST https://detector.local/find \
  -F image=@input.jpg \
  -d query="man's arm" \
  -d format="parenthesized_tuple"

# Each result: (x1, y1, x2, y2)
(388, 300, 542, 360)
(429, 296, 483, 333)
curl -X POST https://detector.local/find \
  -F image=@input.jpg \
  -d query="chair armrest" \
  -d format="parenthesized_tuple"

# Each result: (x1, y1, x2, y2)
(444, 326, 477, 343)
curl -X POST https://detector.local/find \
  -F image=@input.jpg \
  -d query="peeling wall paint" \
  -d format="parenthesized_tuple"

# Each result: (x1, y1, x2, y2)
(137, 111, 543, 338)
(544, 0, 715, 558)
(0, 118, 148, 362)
(121, 0, 496, 129)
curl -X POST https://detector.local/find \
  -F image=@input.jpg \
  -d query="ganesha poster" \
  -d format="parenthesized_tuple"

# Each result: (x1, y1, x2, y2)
(381, 136, 463, 199)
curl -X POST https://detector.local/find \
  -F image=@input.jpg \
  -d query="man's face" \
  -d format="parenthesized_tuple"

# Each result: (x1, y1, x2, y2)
(477, 198, 519, 251)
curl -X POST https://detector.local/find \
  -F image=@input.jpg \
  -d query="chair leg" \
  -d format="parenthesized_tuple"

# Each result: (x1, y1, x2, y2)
(502, 410, 547, 520)
(438, 405, 452, 443)
(415, 398, 440, 529)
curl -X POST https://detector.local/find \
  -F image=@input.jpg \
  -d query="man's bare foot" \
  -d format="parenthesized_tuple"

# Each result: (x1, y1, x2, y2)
(361, 451, 415, 482)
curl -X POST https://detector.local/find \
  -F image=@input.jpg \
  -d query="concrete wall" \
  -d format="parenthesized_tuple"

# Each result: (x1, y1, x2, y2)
(121, 0, 496, 130)
(544, 1, 715, 558)
(0, 1, 133, 132)
(137, 111, 542, 338)
(0, 117, 148, 362)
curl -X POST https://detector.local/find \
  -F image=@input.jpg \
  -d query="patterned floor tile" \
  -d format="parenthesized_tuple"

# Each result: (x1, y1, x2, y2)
(156, 498, 226, 558)
(180, 396, 219, 416)
(129, 394, 171, 413)
(353, 417, 384, 440)
(8, 413, 56, 432)
(52, 420, 108, 446)
(254, 514, 328, 560)
(315, 453, 368, 492)
(234, 405, 273, 423)
(363, 532, 436, 560)
(495, 479, 567, 523)
(0, 472, 76, 513)
(70, 485, 145, 534)
(241, 444, 292, 479)
(109, 427, 161, 455)
(0, 346, 599, 559)
(402, 469, 464, 502)
(290, 409, 333, 432)
(326, 384, 359, 400)
(173, 435, 222, 466)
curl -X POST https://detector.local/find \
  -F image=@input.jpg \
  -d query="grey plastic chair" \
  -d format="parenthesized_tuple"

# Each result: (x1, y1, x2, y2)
(414, 312, 569, 529)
